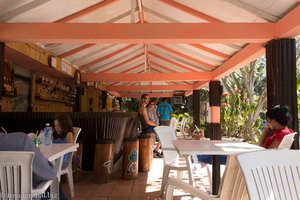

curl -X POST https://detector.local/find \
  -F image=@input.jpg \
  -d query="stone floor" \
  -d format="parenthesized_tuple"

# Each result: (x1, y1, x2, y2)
(61, 157, 212, 200)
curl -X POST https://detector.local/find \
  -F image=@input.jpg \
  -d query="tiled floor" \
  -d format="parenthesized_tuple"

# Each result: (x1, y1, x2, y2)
(62, 157, 212, 200)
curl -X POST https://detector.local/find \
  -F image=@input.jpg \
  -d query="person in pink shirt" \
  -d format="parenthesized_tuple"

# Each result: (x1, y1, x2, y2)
(258, 105, 294, 148)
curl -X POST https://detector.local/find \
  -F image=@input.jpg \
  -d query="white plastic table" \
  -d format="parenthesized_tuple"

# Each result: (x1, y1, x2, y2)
(172, 140, 264, 195)
(40, 143, 79, 199)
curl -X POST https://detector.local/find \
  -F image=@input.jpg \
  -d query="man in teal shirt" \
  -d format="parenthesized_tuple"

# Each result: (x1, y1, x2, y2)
(157, 98, 173, 126)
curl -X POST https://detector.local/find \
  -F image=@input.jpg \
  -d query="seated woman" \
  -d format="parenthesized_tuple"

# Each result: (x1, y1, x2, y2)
(197, 105, 294, 165)
(52, 114, 74, 169)
(258, 105, 293, 148)
(138, 94, 161, 157)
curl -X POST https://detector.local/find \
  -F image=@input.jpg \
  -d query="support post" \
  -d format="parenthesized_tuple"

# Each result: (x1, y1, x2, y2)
(0, 42, 5, 110)
(266, 38, 299, 149)
(193, 90, 200, 129)
(208, 80, 222, 195)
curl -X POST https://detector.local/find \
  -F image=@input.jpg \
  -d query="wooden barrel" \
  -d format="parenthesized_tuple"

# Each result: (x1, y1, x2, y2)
(122, 137, 139, 179)
(93, 140, 114, 184)
(138, 133, 152, 172)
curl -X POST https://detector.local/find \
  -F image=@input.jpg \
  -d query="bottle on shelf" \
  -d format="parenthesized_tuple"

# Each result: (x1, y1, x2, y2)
(44, 123, 52, 145)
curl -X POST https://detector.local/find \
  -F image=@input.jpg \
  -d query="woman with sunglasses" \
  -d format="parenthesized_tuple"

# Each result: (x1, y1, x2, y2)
(139, 94, 161, 157)
(139, 94, 159, 133)
(258, 105, 294, 148)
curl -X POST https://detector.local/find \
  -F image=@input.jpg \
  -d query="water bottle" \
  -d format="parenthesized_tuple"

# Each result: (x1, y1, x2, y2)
(44, 123, 52, 145)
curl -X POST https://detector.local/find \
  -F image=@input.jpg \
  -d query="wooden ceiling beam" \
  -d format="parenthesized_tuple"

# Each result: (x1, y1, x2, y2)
(107, 84, 194, 91)
(58, 44, 95, 58)
(0, 23, 275, 44)
(154, 44, 216, 70)
(99, 52, 144, 73)
(79, 44, 137, 70)
(159, 0, 222, 23)
(55, 0, 118, 22)
(189, 44, 230, 60)
(82, 71, 212, 82)
(222, 0, 279, 22)
(0, 0, 51, 22)
(276, 5, 300, 37)
(119, 92, 175, 98)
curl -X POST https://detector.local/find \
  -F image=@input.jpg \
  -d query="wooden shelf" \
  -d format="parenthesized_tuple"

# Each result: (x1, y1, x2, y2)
(35, 96, 75, 105)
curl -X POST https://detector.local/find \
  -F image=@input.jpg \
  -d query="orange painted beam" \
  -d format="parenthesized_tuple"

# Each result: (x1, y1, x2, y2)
(100, 52, 144, 73)
(276, 5, 300, 37)
(58, 44, 95, 58)
(193, 81, 208, 90)
(192, 43, 265, 90)
(189, 44, 230, 59)
(150, 61, 177, 73)
(155, 44, 216, 70)
(107, 84, 193, 91)
(149, 52, 199, 72)
(212, 43, 265, 80)
(118, 63, 144, 73)
(82, 71, 212, 82)
(55, 0, 118, 22)
(119, 92, 175, 98)
(79, 44, 137, 70)
(159, 0, 222, 23)
(0, 23, 274, 44)
(185, 90, 193, 96)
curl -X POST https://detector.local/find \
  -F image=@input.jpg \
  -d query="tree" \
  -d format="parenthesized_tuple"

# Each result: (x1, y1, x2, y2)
(221, 58, 267, 142)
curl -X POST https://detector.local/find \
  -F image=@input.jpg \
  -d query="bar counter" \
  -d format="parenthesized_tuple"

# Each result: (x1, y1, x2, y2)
(0, 112, 140, 170)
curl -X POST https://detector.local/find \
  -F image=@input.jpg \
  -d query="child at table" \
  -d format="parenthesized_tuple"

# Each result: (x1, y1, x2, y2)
(52, 114, 74, 169)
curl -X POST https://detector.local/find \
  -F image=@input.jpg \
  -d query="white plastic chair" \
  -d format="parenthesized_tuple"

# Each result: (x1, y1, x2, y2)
(169, 117, 177, 132)
(57, 126, 81, 198)
(0, 151, 53, 198)
(277, 132, 297, 149)
(165, 155, 249, 200)
(237, 149, 300, 200)
(177, 117, 188, 138)
(153, 126, 189, 195)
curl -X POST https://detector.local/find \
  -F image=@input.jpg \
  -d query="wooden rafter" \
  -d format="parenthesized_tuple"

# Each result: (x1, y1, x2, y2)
(99, 52, 144, 73)
(59, 44, 95, 58)
(107, 84, 194, 91)
(154, 44, 216, 70)
(55, 0, 118, 22)
(149, 51, 199, 72)
(189, 44, 230, 60)
(79, 44, 137, 70)
(82, 71, 212, 82)
(90, 47, 144, 73)
(222, 0, 279, 22)
(159, 0, 222, 23)
(0, 0, 51, 22)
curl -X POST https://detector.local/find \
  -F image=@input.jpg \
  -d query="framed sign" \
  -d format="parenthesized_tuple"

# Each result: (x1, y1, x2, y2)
(173, 96, 183, 104)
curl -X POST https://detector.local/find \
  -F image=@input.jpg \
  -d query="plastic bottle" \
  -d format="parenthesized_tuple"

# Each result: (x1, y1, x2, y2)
(44, 123, 52, 145)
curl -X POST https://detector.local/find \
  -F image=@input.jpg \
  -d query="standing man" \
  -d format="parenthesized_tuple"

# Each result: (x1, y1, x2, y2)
(157, 98, 173, 126)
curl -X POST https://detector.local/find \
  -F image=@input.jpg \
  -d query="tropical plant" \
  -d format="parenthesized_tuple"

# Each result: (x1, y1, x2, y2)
(221, 59, 267, 142)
